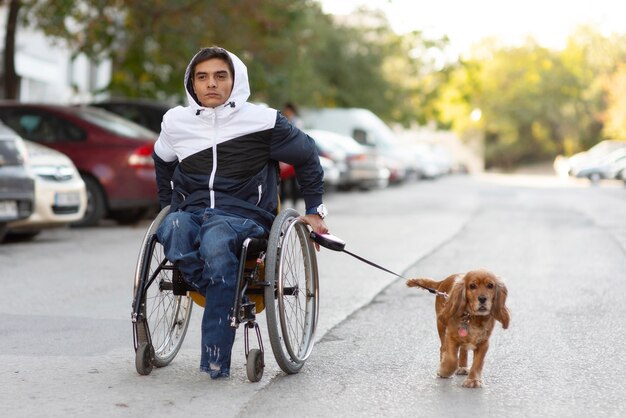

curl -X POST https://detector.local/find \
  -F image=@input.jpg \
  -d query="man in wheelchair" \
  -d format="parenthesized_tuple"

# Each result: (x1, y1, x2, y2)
(152, 46, 328, 379)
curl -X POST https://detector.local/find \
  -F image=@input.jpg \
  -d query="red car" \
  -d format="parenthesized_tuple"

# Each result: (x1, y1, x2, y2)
(0, 102, 158, 226)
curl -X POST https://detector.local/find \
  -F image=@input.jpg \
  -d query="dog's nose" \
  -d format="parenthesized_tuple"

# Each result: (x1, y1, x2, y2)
(478, 295, 487, 304)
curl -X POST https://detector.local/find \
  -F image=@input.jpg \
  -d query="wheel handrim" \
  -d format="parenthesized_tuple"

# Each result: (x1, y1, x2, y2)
(277, 219, 318, 363)
(144, 240, 192, 363)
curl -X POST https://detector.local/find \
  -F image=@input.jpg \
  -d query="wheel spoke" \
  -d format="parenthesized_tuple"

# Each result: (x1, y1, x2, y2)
(264, 209, 319, 374)
(133, 206, 192, 371)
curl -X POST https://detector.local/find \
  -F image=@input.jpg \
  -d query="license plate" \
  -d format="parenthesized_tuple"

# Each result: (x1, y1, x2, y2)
(54, 192, 81, 207)
(0, 200, 18, 219)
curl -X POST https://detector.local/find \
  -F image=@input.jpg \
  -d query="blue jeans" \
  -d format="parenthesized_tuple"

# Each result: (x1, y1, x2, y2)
(156, 208, 266, 378)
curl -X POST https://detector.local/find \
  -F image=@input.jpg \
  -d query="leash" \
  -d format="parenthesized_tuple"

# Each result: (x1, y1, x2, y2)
(309, 231, 448, 298)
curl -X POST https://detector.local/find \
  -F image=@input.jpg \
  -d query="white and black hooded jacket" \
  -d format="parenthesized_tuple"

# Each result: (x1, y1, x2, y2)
(153, 48, 324, 233)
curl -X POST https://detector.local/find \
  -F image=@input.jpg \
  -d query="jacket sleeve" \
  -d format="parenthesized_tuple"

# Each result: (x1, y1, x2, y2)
(153, 151, 178, 210)
(269, 113, 324, 211)
(153, 112, 180, 210)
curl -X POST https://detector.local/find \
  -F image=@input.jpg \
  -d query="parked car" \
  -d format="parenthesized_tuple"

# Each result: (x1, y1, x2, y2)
(88, 98, 172, 133)
(318, 155, 341, 189)
(7, 139, 87, 238)
(279, 156, 341, 206)
(0, 102, 159, 226)
(0, 123, 34, 242)
(307, 129, 389, 190)
(553, 139, 626, 178)
(300, 108, 409, 183)
(608, 154, 626, 182)
(573, 147, 626, 182)
(410, 141, 453, 180)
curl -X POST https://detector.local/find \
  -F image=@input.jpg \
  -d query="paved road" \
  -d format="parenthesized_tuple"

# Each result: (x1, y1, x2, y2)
(1, 173, 625, 417)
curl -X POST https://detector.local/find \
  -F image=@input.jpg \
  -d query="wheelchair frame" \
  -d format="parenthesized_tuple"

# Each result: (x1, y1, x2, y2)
(131, 206, 319, 382)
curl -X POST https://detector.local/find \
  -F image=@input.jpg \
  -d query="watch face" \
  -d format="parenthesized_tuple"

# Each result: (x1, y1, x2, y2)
(317, 204, 328, 218)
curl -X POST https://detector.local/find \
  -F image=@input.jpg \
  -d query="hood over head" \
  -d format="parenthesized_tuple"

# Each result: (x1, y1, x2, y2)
(183, 46, 251, 112)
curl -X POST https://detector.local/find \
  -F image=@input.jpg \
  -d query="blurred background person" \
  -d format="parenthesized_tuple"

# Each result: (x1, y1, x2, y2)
(280, 102, 303, 208)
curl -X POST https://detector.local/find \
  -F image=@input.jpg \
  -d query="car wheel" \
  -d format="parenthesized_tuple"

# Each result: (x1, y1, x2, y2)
(588, 172, 601, 183)
(0, 223, 7, 243)
(7, 230, 41, 241)
(109, 208, 148, 225)
(72, 176, 106, 227)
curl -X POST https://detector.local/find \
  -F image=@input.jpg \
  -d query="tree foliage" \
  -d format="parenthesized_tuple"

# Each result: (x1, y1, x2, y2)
(437, 28, 626, 168)
(7, 0, 445, 120)
(5, 1, 626, 169)
(20, 0, 126, 60)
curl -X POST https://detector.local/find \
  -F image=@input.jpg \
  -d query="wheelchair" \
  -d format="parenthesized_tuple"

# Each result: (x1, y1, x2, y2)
(131, 205, 319, 382)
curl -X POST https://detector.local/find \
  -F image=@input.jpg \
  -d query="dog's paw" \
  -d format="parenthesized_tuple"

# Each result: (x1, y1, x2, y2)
(456, 367, 469, 375)
(462, 378, 483, 388)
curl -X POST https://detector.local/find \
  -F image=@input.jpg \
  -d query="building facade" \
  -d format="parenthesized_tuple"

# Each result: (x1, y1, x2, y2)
(0, 5, 110, 104)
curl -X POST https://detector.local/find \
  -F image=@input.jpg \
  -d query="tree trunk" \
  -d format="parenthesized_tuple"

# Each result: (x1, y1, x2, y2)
(2, 0, 21, 99)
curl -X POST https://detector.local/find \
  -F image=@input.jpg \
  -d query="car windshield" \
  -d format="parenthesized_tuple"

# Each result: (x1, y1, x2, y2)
(309, 130, 364, 153)
(74, 107, 157, 139)
(355, 110, 396, 150)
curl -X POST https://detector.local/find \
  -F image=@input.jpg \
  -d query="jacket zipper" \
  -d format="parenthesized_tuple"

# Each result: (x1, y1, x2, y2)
(208, 111, 218, 208)
(257, 184, 263, 205)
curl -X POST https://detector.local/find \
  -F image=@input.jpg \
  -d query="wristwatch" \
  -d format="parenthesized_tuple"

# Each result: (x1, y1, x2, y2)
(315, 203, 328, 219)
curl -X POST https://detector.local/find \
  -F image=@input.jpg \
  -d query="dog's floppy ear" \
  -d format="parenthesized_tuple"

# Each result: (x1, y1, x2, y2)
(493, 277, 510, 329)
(439, 275, 466, 320)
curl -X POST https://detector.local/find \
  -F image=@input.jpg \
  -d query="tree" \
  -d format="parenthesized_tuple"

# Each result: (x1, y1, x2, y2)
(19, 0, 126, 60)
(2, 0, 451, 133)
(603, 64, 626, 139)
(435, 26, 626, 169)
(1, 0, 128, 98)
(2, 0, 21, 99)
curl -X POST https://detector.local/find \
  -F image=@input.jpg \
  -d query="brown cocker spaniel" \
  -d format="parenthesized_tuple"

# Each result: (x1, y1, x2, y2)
(407, 269, 510, 388)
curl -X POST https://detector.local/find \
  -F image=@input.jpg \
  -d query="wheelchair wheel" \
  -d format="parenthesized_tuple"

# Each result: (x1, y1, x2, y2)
(135, 342, 154, 376)
(132, 206, 193, 372)
(264, 208, 319, 374)
(246, 348, 264, 382)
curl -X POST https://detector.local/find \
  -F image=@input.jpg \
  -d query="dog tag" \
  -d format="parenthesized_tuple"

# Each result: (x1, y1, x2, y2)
(458, 324, 469, 337)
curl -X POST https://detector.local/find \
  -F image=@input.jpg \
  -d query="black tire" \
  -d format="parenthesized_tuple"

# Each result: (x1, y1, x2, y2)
(264, 208, 319, 374)
(135, 342, 154, 375)
(73, 176, 106, 227)
(588, 172, 602, 183)
(6, 230, 41, 241)
(0, 223, 7, 243)
(246, 348, 264, 382)
(132, 206, 192, 369)
(110, 208, 148, 225)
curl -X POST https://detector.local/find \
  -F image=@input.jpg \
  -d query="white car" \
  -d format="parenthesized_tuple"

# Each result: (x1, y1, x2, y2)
(308, 129, 389, 190)
(554, 139, 626, 178)
(573, 147, 626, 182)
(8, 140, 87, 238)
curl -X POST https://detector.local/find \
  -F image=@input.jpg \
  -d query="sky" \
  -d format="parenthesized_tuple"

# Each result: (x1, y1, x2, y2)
(318, 0, 626, 56)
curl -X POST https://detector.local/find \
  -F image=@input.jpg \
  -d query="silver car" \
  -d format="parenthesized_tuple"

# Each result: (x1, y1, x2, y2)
(308, 129, 389, 190)
(0, 124, 35, 242)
